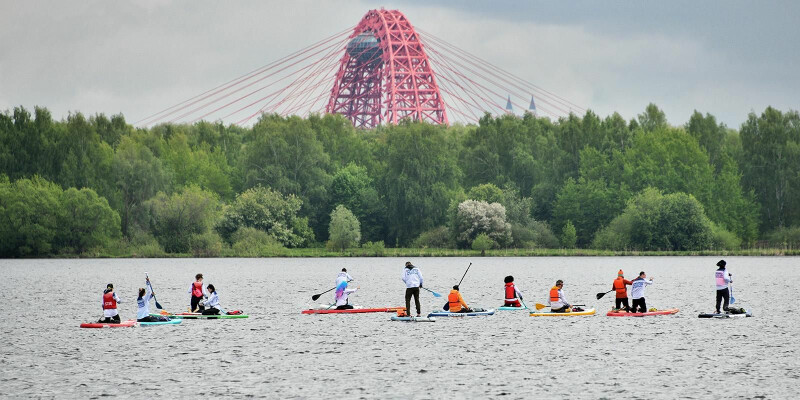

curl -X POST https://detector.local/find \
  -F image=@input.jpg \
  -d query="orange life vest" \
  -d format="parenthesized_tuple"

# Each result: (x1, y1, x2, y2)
(613, 277, 630, 298)
(549, 287, 560, 302)
(103, 292, 117, 309)
(448, 290, 463, 312)
(504, 282, 518, 301)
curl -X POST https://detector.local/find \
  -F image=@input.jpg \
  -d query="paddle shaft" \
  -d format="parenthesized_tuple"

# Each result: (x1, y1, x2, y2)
(457, 262, 472, 287)
(421, 287, 442, 297)
(311, 286, 337, 301)
(144, 273, 163, 310)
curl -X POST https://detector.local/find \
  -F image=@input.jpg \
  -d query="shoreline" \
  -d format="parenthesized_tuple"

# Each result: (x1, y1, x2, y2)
(6, 247, 799, 259)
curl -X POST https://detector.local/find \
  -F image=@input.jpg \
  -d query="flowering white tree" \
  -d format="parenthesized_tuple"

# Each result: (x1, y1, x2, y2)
(454, 200, 512, 249)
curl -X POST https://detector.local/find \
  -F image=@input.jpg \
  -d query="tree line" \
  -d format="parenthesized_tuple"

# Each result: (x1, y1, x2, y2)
(0, 104, 798, 257)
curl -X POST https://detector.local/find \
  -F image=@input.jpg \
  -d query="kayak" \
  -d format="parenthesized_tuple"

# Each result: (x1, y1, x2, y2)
(497, 306, 528, 311)
(391, 316, 436, 322)
(152, 313, 249, 319)
(301, 307, 405, 315)
(427, 308, 495, 317)
(80, 320, 136, 328)
(607, 308, 679, 317)
(530, 308, 596, 317)
(698, 310, 753, 318)
(139, 318, 182, 326)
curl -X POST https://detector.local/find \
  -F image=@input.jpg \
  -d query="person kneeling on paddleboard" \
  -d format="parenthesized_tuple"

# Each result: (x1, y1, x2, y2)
(447, 285, 472, 313)
(136, 277, 168, 322)
(503, 276, 523, 308)
(402, 261, 424, 317)
(612, 269, 632, 312)
(334, 279, 359, 310)
(200, 284, 222, 315)
(715, 260, 732, 314)
(630, 271, 654, 313)
(99, 283, 122, 323)
(189, 273, 205, 313)
(548, 280, 571, 313)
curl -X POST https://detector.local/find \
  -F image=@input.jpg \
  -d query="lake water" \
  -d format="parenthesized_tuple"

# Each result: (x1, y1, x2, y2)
(2, 257, 798, 399)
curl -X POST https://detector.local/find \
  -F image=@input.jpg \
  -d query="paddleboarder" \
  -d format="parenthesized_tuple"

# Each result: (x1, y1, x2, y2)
(503, 275, 524, 308)
(201, 284, 221, 315)
(189, 273, 205, 313)
(548, 280, 571, 313)
(334, 280, 359, 310)
(715, 260, 732, 314)
(402, 261, 424, 317)
(447, 285, 472, 313)
(612, 269, 632, 312)
(136, 277, 167, 322)
(336, 268, 353, 287)
(99, 283, 122, 323)
(630, 271, 654, 313)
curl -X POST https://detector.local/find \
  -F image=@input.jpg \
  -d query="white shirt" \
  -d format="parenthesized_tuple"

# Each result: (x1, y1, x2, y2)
(205, 291, 220, 309)
(402, 267, 424, 288)
(715, 269, 732, 290)
(336, 272, 353, 286)
(548, 288, 568, 309)
(335, 287, 358, 306)
(630, 277, 653, 299)
(136, 286, 153, 319)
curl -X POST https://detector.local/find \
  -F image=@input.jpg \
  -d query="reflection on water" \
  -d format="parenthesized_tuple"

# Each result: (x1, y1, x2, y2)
(2, 257, 798, 398)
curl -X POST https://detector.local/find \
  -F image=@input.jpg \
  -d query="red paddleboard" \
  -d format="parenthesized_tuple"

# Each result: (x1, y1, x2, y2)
(302, 307, 405, 315)
(606, 308, 679, 317)
(80, 319, 136, 328)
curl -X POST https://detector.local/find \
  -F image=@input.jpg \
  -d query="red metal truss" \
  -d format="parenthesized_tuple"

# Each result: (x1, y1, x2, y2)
(326, 9, 448, 129)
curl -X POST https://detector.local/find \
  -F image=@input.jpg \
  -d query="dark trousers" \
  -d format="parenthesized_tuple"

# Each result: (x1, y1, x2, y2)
(551, 305, 570, 313)
(405, 287, 421, 315)
(615, 297, 630, 312)
(99, 314, 121, 323)
(631, 298, 647, 313)
(137, 315, 168, 322)
(336, 304, 354, 310)
(716, 288, 730, 312)
(202, 308, 220, 315)
(191, 295, 205, 312)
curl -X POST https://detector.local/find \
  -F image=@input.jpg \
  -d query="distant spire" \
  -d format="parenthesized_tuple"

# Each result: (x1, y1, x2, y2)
(505, 95, 513, 113)
(529, 95, 537, 116)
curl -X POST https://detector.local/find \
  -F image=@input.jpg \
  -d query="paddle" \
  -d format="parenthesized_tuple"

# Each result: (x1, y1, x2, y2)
(311, 287, 337, 301)
(729, 283, 736, 305)
(422, 287, 442, 297)
(444, 262, 473, 310)
(535, 303, 586, 310)
(144, 272, 164, 310)
(596, 290, 613, 300)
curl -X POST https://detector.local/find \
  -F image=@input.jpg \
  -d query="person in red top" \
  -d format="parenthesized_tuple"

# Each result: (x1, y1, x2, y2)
(612, 269, 632, 312)
(503, 276, 523, 308)
(189, 273, 205, 312)
(99, 283, 123, 323)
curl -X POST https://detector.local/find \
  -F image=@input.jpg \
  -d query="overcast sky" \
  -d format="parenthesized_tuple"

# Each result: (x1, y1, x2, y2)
(1, 0, 797, 128)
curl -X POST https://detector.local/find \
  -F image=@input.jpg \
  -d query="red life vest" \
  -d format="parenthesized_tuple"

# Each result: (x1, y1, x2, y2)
(549, 287, 560, 302)
(504, 282, 517, 301)
(103, 292, 117, 309)
(192, 281, 203, 297)
(613, 277, 630, 298)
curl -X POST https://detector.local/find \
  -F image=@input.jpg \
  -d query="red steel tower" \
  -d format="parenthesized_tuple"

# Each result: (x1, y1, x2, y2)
(326, 9, 448, 129)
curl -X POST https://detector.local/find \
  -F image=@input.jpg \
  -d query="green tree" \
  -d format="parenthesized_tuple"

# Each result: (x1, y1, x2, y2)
(217, 186, 313, 248)
(637, 103, 668, 133)
(146, 185, 222, 253)
(560, 220, 577, 249)
(329, 163, 385, 242)
(471, 232, 495, 255)
(0, 176, 63, 256)
(467, 183, 505, 204)
(328, 205, 361, 251)
(113, 137, 169, 236)
(58, 187, 121, 253)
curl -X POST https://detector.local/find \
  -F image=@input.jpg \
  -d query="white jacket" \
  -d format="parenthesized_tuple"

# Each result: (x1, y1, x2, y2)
(336, 272, 353, 286)
(335, 287, 358, 306)
(630, 277, 653, 299)
(204, 291, 220, 309)
(136, 286, 153, 319)
(715, 269, 732, 290)
(402, 266, 424, 288)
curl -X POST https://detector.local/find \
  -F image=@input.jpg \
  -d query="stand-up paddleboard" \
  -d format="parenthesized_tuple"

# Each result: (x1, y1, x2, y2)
(301, 307, 405, 315)
(607, 308, 679, 317)
(497, 306, 528, 311)
(152, 313, 249, 319)
(427, 308, 495, 317)
(139, 318, 182, 326)
(391, 316, 436, 322)
(80, 320, 136, 328)
(698, 310, 753, 318)
(530, 308, 596, 317)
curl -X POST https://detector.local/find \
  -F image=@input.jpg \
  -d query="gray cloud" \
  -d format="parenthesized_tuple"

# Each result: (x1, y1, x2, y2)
(1, 0, 797, 128)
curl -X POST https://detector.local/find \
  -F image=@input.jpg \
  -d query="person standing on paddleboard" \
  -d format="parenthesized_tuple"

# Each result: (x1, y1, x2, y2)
(548, 280, 571, 313)
(336, 268, 353, 287)
(402, 261, 424, 317)
(503, 275, 523, 308)
(99, 283, 122, 323)
(630, 271, 654, 313)
(715, 260, 732, 314)
(612, 270, 632, 312)
(189, 273, 205, 313)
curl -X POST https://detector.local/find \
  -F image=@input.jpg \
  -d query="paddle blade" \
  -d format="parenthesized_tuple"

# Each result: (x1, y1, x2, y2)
(596, 292, 606, 300)
(535, 303, 547, 310)
(155, 300, 163, 310)
(311, 294, 322, 301)
(431, 291, 442, 298)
